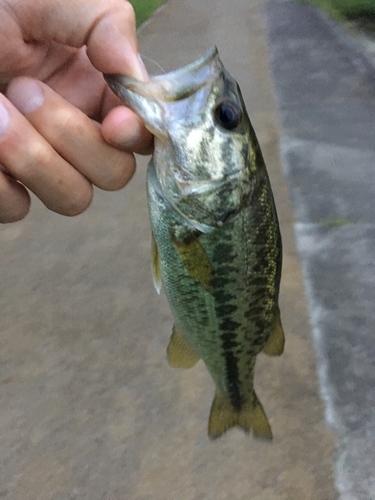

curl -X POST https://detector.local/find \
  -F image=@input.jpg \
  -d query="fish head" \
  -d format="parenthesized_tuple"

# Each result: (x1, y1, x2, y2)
(105, 46, 257, 231)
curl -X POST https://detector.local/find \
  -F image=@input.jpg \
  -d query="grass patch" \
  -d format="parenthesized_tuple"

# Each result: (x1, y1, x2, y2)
(320, 217, 355, 227)
(298, 0, 375, 20)
(129, 0, 167, 26)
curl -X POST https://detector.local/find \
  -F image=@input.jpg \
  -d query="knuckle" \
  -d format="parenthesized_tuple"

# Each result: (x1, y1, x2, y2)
(100, 154, 135, 191)
(2, 203, 29, 223)
(63, 185, 93, 217)
(29, 140, 52, 166)
(107, 0, 136, 26)
(15, 139, 54, 180)
(0, 176, 30, 223)
(53, 107, 80, 134)
(122, 1, 136, 23)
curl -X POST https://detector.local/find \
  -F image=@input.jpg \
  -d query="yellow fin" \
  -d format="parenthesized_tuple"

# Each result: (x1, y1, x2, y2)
(262, 310, 285, 356)
(208, 391, 273, 439)
(151, 233, 162, 294)
(173, 236, 212, 289)
(167, 325, 200, 369)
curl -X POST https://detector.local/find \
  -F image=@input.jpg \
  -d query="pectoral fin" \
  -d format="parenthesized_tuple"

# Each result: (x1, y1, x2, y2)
(167, 325, 200, 369)
(173, 236, 212, 290)
(208, 390, 272, 439)
(151, 233, 162, 294)
(262, 310, 285, 356)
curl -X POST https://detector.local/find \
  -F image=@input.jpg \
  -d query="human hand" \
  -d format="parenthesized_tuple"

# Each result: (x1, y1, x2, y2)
(0, 0, 153, 223)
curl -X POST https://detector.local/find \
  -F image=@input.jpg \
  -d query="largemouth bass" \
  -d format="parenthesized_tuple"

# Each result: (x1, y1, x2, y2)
(105, 46, 284, 439)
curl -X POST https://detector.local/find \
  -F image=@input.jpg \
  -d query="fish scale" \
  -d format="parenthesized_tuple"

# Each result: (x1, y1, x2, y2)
(105, 46, 285, 438)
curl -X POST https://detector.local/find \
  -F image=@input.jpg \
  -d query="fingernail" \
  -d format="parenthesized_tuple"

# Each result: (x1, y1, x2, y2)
(126, 52, 150, 82)
(0, 102, 10, 137)
(138, 54, 150, 82)
(8, 79, 44, 115)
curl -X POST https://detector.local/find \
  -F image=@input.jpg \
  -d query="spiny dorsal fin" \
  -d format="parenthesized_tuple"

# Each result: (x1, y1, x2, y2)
(262, 310, 285, 356)
(151, 233, 162, 294)
(172, 235, 212, 290)
(167, 325, 200, 369)
(208, 390, 272, 440)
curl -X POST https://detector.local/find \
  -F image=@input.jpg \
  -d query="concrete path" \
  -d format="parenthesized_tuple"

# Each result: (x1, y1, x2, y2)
(0, 1, 338, 499)
(264, 1, 375, 499)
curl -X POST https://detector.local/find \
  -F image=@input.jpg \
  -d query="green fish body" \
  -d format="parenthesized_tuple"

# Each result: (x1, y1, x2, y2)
(105, 47, 284, 439)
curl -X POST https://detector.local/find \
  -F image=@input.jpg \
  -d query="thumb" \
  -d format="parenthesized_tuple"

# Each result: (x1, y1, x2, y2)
(7, 0, 146, 79)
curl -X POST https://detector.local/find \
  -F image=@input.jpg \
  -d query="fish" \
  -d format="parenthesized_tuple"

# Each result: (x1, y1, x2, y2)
(105, 46, 284, 439)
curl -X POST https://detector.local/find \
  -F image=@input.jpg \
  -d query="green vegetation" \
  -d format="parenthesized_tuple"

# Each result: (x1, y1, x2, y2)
(320, 217, 355, 227)
(129, 0, 167, 26)
(298, 0, 375, 20)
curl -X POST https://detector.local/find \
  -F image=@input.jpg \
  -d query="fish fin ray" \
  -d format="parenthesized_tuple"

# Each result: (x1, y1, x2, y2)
(172, 235, 212, 290)
(151, 233, 162, 294)
(167, 325, 200, 369)
(208, 391, 272, 439)
(262, 310, 285, 356)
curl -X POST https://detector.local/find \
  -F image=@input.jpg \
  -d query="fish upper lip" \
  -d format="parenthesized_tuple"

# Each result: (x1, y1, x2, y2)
(104, 46, 221, 104)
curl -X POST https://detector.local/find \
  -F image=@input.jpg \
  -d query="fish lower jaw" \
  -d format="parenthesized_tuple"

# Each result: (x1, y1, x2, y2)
(165, 188, 244, 230)
(172, 169, 247, 198)
(168, 203, 236, 232)
(171, 209, 217, 233)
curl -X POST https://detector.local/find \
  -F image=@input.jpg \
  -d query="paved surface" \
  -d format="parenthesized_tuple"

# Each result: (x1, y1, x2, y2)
(0, 1, 341, 499)
(264, 1, 375, 499)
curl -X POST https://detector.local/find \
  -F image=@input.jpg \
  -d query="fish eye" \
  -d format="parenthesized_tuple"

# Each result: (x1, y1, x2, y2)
(214, 100, 242, 131)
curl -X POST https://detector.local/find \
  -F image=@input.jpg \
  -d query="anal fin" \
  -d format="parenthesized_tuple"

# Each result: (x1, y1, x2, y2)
(167, 325, 200, 369)
(262, 310, 285, 356)
(208, 390, 272, 440)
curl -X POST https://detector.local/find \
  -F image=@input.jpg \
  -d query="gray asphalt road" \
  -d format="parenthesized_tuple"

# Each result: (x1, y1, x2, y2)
(265, 1, 375, 499)
(0, 1, 339, 499)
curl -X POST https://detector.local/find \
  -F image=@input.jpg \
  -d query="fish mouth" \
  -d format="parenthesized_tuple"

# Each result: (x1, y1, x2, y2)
(105, 46, 220, 103)
(104, 46, 224, 137)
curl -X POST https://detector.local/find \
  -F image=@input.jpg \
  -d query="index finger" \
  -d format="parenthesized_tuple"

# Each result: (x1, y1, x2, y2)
(5, 0, 146, 79)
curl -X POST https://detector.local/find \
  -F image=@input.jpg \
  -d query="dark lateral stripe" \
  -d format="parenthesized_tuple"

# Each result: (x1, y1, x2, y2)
(224, 351, 242, 410)
(212, 235, 243, 409)
(220, 329, 242, 410)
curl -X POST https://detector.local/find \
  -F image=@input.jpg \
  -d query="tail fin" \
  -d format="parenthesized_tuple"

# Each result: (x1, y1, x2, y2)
(208, 390, 272, 440)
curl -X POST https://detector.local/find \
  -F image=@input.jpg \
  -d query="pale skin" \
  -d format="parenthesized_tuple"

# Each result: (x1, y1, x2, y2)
(0, 0, 154, 223)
